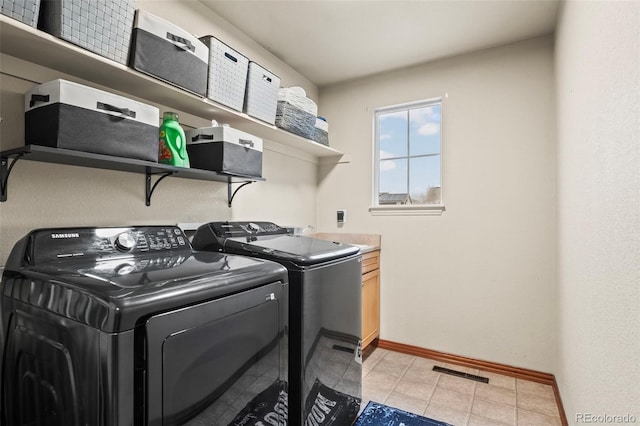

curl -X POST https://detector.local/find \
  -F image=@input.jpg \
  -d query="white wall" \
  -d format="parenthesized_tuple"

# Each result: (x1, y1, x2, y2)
(317, 37, 556, 372)
(555, 1, 640, 422)
(0, 1, 319, 264)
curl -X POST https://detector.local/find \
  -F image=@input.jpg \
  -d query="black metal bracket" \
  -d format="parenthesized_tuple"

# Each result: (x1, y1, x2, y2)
(227, 179, 254, 208)
(145, 169, 175, 206)
(1, 153, 24, 202)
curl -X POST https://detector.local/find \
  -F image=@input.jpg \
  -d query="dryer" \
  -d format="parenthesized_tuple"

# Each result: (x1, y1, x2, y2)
(192, 221, 362, 426)
(0, 226, 288, 426)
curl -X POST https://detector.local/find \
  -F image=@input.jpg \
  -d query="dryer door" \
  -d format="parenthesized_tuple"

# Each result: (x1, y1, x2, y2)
(144, 281, 287, 426)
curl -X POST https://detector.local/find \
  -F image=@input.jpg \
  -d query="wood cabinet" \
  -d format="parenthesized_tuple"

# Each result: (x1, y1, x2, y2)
(361, 250, 380, 349)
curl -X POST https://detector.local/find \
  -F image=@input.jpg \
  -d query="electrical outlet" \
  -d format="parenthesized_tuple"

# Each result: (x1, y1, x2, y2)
(337, 209, 346, 224)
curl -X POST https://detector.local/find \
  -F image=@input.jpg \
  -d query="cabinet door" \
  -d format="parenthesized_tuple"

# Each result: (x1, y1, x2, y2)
(362, 269, 380, 349)
(361, 250, 380, 275)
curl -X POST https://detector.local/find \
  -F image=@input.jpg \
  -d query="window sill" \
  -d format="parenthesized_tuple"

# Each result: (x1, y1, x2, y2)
(369, 205, 445, 216)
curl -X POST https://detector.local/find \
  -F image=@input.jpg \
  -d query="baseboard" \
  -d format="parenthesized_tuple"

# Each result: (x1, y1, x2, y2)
(552, 375, 569, 426)
(376, 339, 568, 426)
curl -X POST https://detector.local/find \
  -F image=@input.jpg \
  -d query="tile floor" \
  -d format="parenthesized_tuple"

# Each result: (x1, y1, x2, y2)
(362, 347, 563, 426)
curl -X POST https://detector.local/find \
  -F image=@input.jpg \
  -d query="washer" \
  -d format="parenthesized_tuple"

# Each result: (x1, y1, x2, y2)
(192, 221, 362, 425)
(0, 226, 288, 426)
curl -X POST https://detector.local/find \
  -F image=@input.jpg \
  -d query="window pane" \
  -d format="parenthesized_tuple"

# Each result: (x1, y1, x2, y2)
(379, 159, 408, 204)
(409, 155, 441, 204)
(379, 110, 408, 158)
(409, 104, 441, 156)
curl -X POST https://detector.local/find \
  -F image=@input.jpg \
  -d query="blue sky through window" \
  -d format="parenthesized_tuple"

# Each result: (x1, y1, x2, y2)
(378, 102, 441, 204)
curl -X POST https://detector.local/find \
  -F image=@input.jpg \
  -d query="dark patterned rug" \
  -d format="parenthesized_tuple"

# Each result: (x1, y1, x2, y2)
(354, 401, 453, 426)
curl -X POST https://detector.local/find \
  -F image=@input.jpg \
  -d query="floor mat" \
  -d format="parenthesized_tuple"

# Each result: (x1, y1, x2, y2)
(354, 401, 453, 426)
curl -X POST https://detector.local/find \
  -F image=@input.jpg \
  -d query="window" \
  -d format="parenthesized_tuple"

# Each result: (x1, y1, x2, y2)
(372, 98, 443, 214)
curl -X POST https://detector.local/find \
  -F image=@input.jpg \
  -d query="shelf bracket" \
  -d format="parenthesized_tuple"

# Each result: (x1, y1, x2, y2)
(227, 179, 254, 208)
(145, 169, 175, 206)
(1, 153, 24, 202)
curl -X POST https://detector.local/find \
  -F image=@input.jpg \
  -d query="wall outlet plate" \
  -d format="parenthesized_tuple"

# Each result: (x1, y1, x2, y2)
(337, 209, 346, 224)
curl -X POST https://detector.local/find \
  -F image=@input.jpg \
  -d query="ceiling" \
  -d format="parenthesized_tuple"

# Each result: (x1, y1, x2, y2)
(200, 0, 561, 87)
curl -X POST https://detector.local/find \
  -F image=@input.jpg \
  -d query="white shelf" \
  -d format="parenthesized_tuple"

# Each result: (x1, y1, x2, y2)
(0, 15, 343, 159)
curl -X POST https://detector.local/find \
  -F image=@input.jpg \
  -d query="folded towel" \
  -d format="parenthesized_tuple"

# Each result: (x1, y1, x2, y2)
(278, 86, 318, 116)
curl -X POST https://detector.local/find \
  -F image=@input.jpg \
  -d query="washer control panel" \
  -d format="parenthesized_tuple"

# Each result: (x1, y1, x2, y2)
(30, 226, 191, 264)
(205, 221, 287, 238)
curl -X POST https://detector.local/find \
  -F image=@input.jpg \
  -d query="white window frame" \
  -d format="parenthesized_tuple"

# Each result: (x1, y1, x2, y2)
(370, 97, 445, 216)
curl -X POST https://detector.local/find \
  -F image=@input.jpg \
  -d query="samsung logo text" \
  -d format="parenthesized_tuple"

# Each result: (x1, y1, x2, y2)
(51, 233, 80, 239)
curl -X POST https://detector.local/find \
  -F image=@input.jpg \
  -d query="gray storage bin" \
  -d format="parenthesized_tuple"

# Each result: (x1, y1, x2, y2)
(200, 36, 249, 112)
(312, 117, 329, 146)
(130, 10, 209, 97)
(244, 62, 280, 125)
(1, 0, 41, 27)
(275, 86, 317, 139)
(186, 126, 263, 177)
(38, 0, 134, 65)
(275, 101, 315, 139)
(24, 79, 160, 162)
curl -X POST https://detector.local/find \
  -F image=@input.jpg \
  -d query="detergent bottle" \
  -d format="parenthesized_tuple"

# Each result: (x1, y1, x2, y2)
(158, 112, 190, 167)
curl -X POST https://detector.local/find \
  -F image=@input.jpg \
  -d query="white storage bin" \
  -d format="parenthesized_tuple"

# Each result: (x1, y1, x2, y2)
(244, 62, 280, 125)
(186, 126, 263, 177)
(1, 0, 41, 27)
(39, 0, 134, 64)
(24, 79, 160, 162)
(200, 36, 249, 112)
(130, 10, 209, 96)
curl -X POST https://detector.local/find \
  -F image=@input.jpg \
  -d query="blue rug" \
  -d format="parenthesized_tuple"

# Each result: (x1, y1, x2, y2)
(354, 401, 453, 426)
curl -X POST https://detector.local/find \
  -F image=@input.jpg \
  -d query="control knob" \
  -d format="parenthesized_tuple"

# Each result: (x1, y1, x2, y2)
(115, 232, 136, 252)
(115, 262, 135, 275)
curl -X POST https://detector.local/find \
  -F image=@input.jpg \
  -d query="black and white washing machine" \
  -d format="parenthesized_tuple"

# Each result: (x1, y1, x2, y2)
(192, 221, 363, 426)
(0, 226, 289, 426)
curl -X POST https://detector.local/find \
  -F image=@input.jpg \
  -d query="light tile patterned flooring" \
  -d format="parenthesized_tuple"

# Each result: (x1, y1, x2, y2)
(362, 347, 563, 426)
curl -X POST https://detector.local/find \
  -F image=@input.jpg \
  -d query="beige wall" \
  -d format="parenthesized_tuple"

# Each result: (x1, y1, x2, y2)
(0, 1, 319, 264)
(317, 37, 556, 372)
(555, 1, 640, 422)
